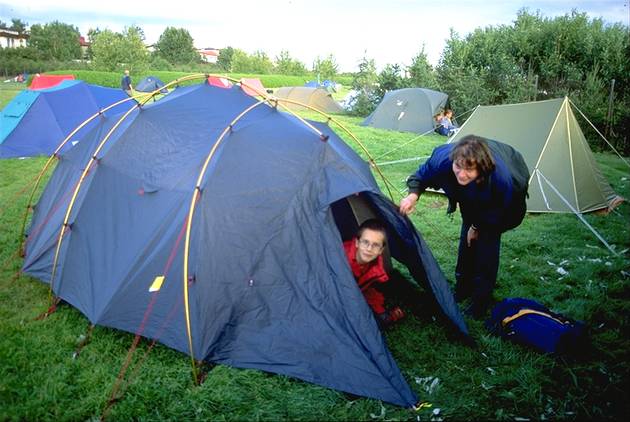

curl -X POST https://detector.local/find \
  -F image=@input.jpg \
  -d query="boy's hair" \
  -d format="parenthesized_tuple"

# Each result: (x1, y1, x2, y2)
(449, 135, 496, 180)
(356, 219, 387, 245)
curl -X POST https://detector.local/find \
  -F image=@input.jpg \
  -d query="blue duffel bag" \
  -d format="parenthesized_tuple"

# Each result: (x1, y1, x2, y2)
(486, 298, 587, 355)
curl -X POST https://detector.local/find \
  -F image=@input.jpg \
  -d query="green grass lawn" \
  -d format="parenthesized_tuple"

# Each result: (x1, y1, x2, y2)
(1, 82, 629, 421)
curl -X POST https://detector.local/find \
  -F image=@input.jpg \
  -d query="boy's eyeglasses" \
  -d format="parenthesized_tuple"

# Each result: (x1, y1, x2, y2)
(358, 239, 383, 251)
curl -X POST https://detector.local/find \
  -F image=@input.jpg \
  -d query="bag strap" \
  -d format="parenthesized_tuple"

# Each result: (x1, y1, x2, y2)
(501, 308, 569, 327)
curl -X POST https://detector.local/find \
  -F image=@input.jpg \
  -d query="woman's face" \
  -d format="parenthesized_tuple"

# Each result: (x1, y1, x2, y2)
(452, 160, 479, 185)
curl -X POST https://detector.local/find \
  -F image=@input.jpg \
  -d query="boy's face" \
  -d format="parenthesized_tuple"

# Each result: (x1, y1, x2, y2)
(355, 228, 386, 264)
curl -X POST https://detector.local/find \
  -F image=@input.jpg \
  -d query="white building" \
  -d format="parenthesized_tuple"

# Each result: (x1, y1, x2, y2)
(0, 29, 28, 48)
(198, 48, 220, 63)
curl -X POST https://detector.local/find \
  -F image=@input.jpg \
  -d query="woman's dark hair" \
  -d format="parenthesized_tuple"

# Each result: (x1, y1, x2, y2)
(449, 135, 496, 180)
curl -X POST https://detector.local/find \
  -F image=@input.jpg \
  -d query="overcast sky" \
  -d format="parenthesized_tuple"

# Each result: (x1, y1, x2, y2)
(1, 0, 628, 71)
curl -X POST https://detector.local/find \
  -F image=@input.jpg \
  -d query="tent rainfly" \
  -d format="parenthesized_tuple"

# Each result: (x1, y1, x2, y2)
(449, 97, 621, 214)
(0, 80, 133, 158)
(361, 88, 449, 134)
(273, 86, 344, 113)
(22, 82, 468, 408)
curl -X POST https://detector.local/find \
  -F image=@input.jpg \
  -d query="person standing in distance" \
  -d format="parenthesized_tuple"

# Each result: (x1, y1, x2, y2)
(121, 69, 133, 95)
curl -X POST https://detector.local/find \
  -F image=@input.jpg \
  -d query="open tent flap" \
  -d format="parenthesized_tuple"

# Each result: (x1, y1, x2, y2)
(331, 192, 469, 338)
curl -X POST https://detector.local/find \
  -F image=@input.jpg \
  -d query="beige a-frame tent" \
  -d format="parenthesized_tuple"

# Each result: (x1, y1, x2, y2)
(449, 97, 620, 214)
(274, 86, 344, 113)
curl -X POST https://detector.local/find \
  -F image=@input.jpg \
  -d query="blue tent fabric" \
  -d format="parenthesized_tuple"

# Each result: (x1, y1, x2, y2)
(135, 76, 168, 94)
(0, 80, 133, 158)
(22, 82, 468, 407)
(304, 80, 337, 92)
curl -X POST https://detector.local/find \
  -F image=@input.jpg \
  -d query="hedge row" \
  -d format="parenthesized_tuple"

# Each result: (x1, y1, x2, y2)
(42, 70, 352, 89)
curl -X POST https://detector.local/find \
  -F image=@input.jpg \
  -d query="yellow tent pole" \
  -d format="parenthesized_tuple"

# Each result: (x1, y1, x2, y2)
(46, 75, 222, 300)
(180, 94, 401, 380)
(182, 99, 268, 383)
(265, 97, 396, 201)
(46, 102, 142, 304)
(18, 95, 139, 255)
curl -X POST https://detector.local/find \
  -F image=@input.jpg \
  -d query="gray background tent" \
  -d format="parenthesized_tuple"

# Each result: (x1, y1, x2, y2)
(449, 97, 619, 213)
(362, 88, 448, 134)
(22, 82, 468, 408)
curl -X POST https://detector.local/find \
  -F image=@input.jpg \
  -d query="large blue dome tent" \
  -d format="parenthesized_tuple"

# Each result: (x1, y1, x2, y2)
(21, 79, 468, 408)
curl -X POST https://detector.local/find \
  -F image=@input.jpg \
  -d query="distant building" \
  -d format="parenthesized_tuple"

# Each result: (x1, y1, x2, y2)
(79, 35, 90, 58)
(198, 48, 220, 63)
(0, 29, 28, 48)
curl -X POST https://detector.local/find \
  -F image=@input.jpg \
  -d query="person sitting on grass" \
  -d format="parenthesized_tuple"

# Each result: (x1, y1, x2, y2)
(343, 218, 405, 328)
(437, 109, 457, 136)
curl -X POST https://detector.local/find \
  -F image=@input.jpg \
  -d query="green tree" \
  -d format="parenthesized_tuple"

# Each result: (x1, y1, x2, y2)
(376, 64, 406, 99)
(29, 21, 82, 61)
(91, 26, 148, 73)
(217, 46, 234, 72)
(0, 20, 7, 29)
(312, 54, 338, 80)
(155, 27, 199, 64)
(10, 18, 27, 34)
(249, 50, 273, 74)
(408, 47, 439, 90)
(436, 9, 629, 152)
(230, 49, 251, 72)
(274, 50, 307, 75)
(349, 53, 379, 116)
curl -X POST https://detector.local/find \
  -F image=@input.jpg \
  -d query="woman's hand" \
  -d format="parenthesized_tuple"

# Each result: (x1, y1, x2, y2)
(399, 193, 419, 215)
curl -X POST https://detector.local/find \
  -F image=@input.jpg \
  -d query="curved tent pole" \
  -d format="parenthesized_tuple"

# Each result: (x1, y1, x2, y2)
(18, 95, 139, 255)
(182, 99, 269, 382)
(265, 97, 395, 201)
(21, 73, 233, 255)
(180, 94, 398, 381)
(44, 74, 213, 304)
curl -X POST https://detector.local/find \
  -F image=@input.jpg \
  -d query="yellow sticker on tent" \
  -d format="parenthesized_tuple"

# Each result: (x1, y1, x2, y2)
(149, 275, 165, 292)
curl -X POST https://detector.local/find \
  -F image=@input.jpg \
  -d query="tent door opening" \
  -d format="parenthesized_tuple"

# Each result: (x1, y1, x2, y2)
(330, 193, 393, 273)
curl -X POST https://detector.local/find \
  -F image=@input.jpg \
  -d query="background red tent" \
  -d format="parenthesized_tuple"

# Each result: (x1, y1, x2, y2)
(30, 74, 76, 90)
(240, 78, 266, 96)
(207, 76, 232, 88)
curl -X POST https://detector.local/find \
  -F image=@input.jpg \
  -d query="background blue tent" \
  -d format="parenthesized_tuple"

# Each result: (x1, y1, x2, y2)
(135, 76, 168, 94)
(22, 82, 468, 407)
(304, 79, 337, 92)
(0, 80, 132, 158)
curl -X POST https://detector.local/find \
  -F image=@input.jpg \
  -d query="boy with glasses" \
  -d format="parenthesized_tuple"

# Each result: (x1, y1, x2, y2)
(343, 219, 405, 328)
